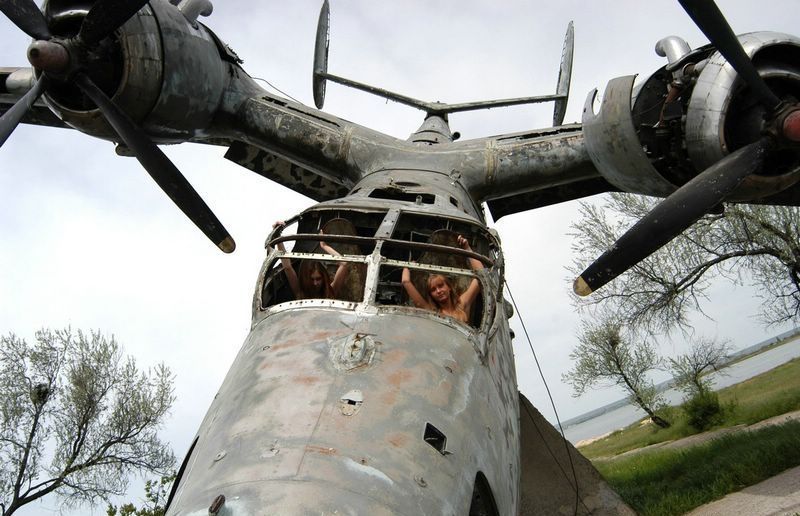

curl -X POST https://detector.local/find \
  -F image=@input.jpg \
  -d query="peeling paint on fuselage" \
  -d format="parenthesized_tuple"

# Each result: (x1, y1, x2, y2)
(169, 299, 520, 514)
(168, 172, 520, 514)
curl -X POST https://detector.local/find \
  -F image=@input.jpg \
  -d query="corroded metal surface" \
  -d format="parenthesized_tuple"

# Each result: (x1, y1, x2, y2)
(685, 32, 800, 201)
(168, 306, 520, 515)
(144, 0, 227, 139)
(582, 75, 678, 197)
(686, 32, 800, 169)
(224, 141, 351, 201)
(166, 196, 530, 513)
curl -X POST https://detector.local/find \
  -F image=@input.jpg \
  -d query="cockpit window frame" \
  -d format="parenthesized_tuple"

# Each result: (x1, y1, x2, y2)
(254, 207, 502, 350)
(376, 259, 492, 331)
(259, 251, 369, 311)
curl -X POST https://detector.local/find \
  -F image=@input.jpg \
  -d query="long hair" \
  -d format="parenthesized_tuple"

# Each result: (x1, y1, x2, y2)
(425, 273, 460, 310)
(298, 261, 334, 299)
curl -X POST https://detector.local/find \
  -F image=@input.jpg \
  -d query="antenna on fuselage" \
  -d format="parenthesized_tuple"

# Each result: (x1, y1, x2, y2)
(311, 0, 575, 125)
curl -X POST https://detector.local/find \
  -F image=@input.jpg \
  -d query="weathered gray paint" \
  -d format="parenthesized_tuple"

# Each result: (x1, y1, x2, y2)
(169, 305, 520, 514)
(583, 75, 678, 196)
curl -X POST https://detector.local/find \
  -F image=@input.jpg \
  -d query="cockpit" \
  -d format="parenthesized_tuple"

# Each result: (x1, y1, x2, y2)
(257, 207, 500, 331)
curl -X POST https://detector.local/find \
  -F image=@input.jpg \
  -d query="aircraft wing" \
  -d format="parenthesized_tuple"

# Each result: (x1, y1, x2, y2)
(485, 178, 617, 220)
(224, 142, 351, 202)
(1, 68, 68, 130)
(2, 0, 799, 267)
(471, 30, 800, 228)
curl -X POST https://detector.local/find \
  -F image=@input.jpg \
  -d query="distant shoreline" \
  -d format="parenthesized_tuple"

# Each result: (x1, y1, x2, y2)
(561, 326, 800, 429)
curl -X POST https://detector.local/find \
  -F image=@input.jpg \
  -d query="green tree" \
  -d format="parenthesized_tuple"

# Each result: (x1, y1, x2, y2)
(562, 318, 670, 428)
(570, 194, 800, 334)
(669, 337, 732, 396)
(0, 328, 175, 516)
(670, 337, 732, 431)
(106, 473, 175, 516)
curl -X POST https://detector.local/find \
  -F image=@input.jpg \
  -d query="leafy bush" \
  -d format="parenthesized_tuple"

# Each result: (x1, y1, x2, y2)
(683, 391, 723, 431)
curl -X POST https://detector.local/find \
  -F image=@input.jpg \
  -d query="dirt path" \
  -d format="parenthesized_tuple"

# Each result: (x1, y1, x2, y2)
(687, 465, 800, 515)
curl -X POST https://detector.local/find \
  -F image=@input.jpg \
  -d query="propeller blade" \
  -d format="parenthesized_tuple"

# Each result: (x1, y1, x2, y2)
(574, 138, 770, 296)
(0, 0, 51, 40)
(0, 74, 46, 147)
(77, 0, 148, 45)
(677, 0, 781, 111)
(74, 73, 235, 253)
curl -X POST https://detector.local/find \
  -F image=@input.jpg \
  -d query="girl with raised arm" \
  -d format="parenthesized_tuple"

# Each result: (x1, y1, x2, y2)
(401, 235, 483, 323)
(273, 221, 350, 299)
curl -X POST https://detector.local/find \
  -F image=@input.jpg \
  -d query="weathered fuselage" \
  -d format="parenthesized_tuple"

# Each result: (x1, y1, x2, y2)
(166, 170, 520, 515)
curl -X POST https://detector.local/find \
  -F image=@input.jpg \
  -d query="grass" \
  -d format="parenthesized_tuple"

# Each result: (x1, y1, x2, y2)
(595, 421, 800, 516)
(718, 357, 800, 425)
(578, 357, 800, 459)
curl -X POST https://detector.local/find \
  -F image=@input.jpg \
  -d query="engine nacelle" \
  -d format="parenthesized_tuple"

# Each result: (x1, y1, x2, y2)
(583, 31, 800, 202)
(40, 0, 230, 144)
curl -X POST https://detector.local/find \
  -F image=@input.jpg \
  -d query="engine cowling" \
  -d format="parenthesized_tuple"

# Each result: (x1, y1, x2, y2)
(583, 31, 800, 202)
(40, 0, 229, 144)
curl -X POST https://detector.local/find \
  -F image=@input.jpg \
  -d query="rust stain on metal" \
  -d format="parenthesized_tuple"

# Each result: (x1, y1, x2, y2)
(293, 375, 320, 385)
(266, 341, 297, 352)
(427, 379, 453, 407)
(387, 369, 414, 386)
(305, 445, 338, 456)
(381, 347, 410, 367)
(380, 390, 397, 405)
(386, 433, 409, 448)
(309, 330, 337, 341)
(265, 328, 337, 353)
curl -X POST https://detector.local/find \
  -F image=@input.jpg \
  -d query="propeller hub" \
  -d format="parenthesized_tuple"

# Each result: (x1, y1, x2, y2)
(781, 108, 800, 143)
(27, 40, 69, 73)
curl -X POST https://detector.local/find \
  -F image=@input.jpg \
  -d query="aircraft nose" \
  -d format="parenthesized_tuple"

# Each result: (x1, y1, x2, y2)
(167, 310, 500, 515)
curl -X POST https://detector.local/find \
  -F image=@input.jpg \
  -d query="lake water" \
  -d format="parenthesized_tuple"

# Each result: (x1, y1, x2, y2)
(563, 336, 800, 444)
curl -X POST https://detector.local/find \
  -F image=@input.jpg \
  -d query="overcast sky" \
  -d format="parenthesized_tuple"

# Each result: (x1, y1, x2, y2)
(2, 1, 799, 512)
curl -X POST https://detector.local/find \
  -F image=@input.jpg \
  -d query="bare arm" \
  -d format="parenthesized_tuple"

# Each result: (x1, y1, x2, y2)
(402, 268, 432, 309)
(320, 232, 350, 296)
(457, 235, 483, 311)
(274, 221, 303, 299)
